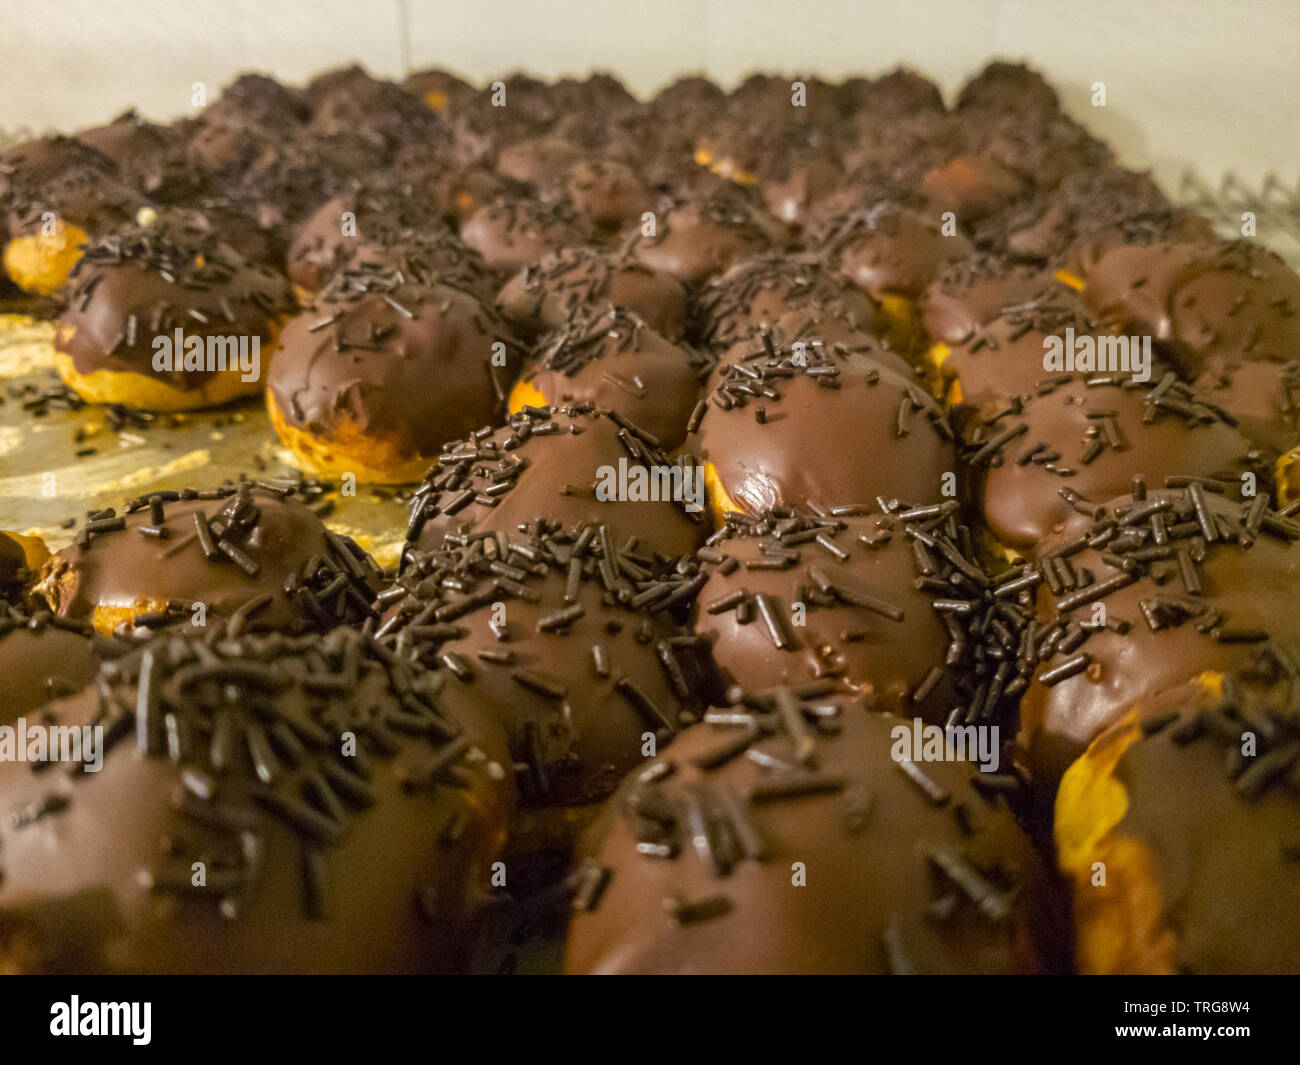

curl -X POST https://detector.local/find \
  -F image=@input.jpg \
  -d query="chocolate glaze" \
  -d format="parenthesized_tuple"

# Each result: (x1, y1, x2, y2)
(935, 298, 1106, 420)
(1084, 240, 1300, 377)
(268, 270, 523, 463)
(0, 605, 123, 723)
(75, 111, 197, 202)
(36, 485, 383, 636)
(922, 156, 1027, 223)
(761, 157, 844, 230)
(564, 158, 652, 232)
(0, 627, 514, 973)
(1, 135, 145, 245)
(287, 186, 489, 296)
(460, 196, 591, 271)
(698, 336, 956, 516)
(1059, 677, 1300, 974)
(1017, 486, 1300, 815)
(55, 217, 294, 388)
(496, 136, 584, 187)
(921, 258, 1075, 347)
(566, 690, 1061, 974)
(694, 251, 880, 349)
(496, 245, 687, 341)
(381, 525, 719, 807)
(630, 185, 787, 284)
(695, 510, 963, 718)
(818, 201, 972, 300)
(523, 307, 704, 449)
(406, 403, 706, 559)
(1194, 358, 1300, 457)
(976, 374, 1265, 550)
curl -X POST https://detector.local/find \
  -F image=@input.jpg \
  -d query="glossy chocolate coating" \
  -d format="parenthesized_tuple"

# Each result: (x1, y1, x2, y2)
(977, 375, 1264, 551)
(269, 272, 523, 463)
(1194, 359, 1300, 456)
(631, 186, 786, 284)
(460, 196, 591, 272)
(934, 299, 1106, 419)
(76, 112, 197, 202)
(383, 528, 718, 807)
(524, 307, 704, 449)
(1084, 240, 1300, 377)
(566, 692, 1059, 974)
(1018, 487, 1300, 809)
(287, 187, 489, 296)
(0, 607, 121, 723)
(36, 486, 382, 635)
(496, 246, 687, 341)
(698, 337, 956, 515)
(0, 628, 514, 973)
(695, 511, 962, 718)
(1058, 686, 1300, 974)
(819, 202, 972, 300)
(694, 252, 880, 349)
(55, 219, 294, 388)
(921, 259, 1073, 347)
(407, 404, 706, 559)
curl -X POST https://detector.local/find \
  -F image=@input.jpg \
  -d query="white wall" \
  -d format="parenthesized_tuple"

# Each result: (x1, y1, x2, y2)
(2, 0, 1296, 189)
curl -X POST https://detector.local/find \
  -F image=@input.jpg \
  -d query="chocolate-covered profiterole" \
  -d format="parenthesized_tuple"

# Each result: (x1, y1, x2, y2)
(35, 482, 383, 637)
(0, 626, 514, 973)
(496, 245, 687, 341)
(921, 258, 1076, 350)
(566, 688, 1061, 974)
(693, 252, 880, 349)
(378, 525, 718, 808)
(76, 111, 197, 202)
(972, 373, 1265, 552)
(0, 530, 48, 605)
(1, 136, 146, 295)
(459, 195, 591, 272)
(1056, 666, 1300, 973)
(267, 265, 524, 484)
(495, 135, 583, 187)
(405, 403, 707, 559)
(994, 165, 1209, 271)
(695, 504, 1019, 724)
(955, 61, 1061, 119)
(630, 185, 787, 285)
(53, 216, 295, 410)
(286, 185, 485, 297)
(1083, 240, 1300, 378)
(0, 604, 123, 723)
(840, 67, 946, 117)
(922, 156, 1027, 223)
(563, 157, 652, 232)
(697, 335, 956, 519)
(511, 307, 704, 450)
(929, 297, 1106, 415)
(402, 67, 478, 114)
(1194, 358, 1300, 460)
(1016, 485, 1300, 811)
(817, 200, 972, 349)
(818, 200, 973, 302)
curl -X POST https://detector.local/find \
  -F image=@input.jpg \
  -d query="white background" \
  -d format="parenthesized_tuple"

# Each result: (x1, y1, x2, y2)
(2, 0, 1297, 189)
